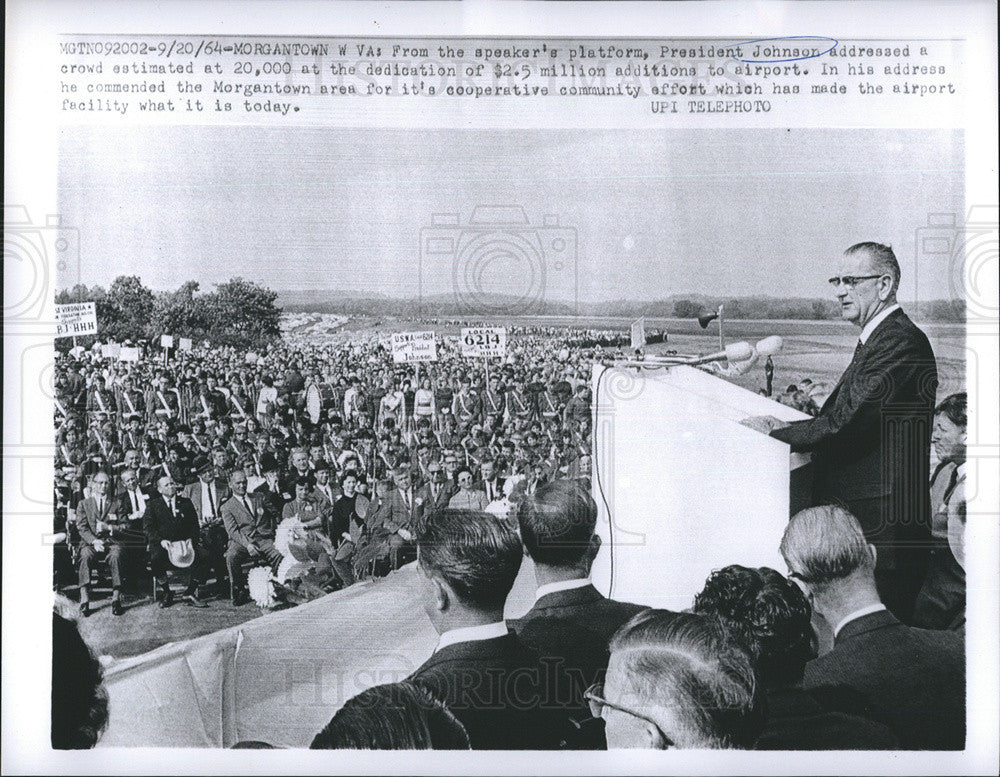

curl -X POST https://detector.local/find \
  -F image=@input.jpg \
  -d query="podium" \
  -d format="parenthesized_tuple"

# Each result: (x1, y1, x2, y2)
(590, 364, 812, 611)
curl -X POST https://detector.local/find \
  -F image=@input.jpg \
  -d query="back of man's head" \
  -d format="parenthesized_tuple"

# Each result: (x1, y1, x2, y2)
(518, 479, 596, 568)
(417, 509, 523, 611)
(780, 505, 875, 595)
(607, 611, 764, 749)
(310, 681, 470, 750)
(693, 565, 814, 688)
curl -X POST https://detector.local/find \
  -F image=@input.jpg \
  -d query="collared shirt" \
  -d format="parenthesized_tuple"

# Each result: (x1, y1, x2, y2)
(129, 488, 146, 516)
(833, 603, 887, 639)
(534, 577, 592, 603)
(435, 621, 508, 653)
(201, 480, 217, 519)
(858, 303, 901, 345)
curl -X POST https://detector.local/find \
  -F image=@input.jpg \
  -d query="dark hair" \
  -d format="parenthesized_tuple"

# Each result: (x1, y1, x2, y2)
(518, 479, 596, 567)
(610, 611, 764, 749)
(416, 509, 522, 610)
(340, 470, 359, 487)
(935, 392, 967, 429)
(693, 565, 814, 687)
(845, 241, 901, 288)
(51, 612, 109, 749)
(310, 681, 470, 750)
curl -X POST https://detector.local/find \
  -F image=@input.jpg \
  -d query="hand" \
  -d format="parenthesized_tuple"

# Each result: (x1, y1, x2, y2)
(93, 539, 106, 553)
(398, 527, 413, 542)
(247, 542, 259, 556)
(160, 539, 170, 550)
(740, 415, 785, 434)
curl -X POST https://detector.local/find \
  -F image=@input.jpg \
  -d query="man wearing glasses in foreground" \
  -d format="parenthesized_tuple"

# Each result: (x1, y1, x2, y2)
(743, 242, 938, 623)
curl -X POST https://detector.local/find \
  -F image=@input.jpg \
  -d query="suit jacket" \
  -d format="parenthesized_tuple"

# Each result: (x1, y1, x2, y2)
(409, 632, 574, 750)
(771, 309, 937, 561)
(801, 610, 965, 749)
(182, 480, 230, 525)
(753, 686, 899, 750)
(76, 494, 117, 547)
(220, 493, 271, 550)
(142, 494, 200, 546)
(282, 496, 323, 525)
(447, 488, 488, 511)
(368, 488, 423, 535)
(476, 478, 503, 504)
(511, 584, 648, 647)
(417, 481, 456, 512)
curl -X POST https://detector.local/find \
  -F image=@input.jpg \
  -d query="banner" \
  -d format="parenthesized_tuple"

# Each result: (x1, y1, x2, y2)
(160, 334, 174, 348)
(460, 327, 507, 358)
(55, 301, 98, 338)
(391, 331, 437, 363)
(178, 337, 193, 352)
(630, 318, 646, 350)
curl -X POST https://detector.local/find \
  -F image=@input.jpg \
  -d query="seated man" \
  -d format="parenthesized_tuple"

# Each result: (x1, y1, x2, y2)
(142, 474, 209, 608)
(408, 509, 576, 750)
(782, 505, 965, 749)
(913, 392, 967, 631)
(594, 611, 765, 749)
(365, 466, 420, 571)
(221, 469, 283, 606)
(182, 458, 230, 593)
(446, 467, 488, 511)
(75, 471, 127, 617)
(694, 565, 897, 749)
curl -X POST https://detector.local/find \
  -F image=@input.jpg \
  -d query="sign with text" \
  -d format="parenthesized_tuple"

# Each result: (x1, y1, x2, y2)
(391, 331, 438, 363)
(55, 302, 97, 338)
(461, 327, 507, 358)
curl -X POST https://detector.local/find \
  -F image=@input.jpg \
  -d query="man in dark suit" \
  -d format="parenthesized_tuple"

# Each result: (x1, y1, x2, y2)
(366, 466, 422, 569)
(143, 474, 209, 608)
(694, 564, 897, 750)
(475, 459, 503, 504)
(221, 468, 283, 605)
(747, 242, 938, 622)
(76, 471, 127, 617)
(408, 509, 575, 750)
(182, 459, 231, 592)
(416, 461, 455, 512)
(782, 505, 965, 750)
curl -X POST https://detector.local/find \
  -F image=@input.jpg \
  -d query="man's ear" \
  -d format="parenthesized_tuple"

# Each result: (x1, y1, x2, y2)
(868, 542, 878, 567)
(586, 534, 602, 568)
(432, 576, 450, 614)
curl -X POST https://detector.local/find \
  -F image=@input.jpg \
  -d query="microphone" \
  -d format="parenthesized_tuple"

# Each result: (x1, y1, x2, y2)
(755, 336, 783, 357)
(685, 341, 753, 366)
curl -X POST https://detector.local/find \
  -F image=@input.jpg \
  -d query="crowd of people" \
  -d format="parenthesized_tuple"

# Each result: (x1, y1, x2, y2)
(55, 478, 966, 751)
(53, 328, 611, 612)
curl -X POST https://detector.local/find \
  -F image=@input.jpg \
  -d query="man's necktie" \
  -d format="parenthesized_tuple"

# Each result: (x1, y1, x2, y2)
(207, 485, 216, 517)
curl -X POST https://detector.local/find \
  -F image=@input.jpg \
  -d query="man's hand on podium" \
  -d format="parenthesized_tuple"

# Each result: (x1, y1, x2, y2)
(740, 415, 790, 435)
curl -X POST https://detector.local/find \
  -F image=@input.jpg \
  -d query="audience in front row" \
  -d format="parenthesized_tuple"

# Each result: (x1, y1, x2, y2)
(783, 505, 966, 750)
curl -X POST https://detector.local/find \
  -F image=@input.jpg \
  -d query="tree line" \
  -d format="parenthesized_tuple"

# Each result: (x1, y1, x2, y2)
(56, 276, 282, 350)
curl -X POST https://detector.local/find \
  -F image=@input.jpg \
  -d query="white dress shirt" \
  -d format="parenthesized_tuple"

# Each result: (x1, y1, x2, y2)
(435, 621, 508, 652)
(534, 577, 592, 603)
(858, 303, 901, 345)
(833, 603, 887, 639)
(201, 480, 217, 520)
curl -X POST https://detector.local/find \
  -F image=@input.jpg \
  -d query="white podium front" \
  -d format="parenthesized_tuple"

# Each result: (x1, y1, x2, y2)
(590, 364, 811, 611)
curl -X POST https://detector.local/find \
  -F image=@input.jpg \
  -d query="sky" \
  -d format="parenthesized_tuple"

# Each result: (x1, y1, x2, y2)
(58, 126, 964, 304)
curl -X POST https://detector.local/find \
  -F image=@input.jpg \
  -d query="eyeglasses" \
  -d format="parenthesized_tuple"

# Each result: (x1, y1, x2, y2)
(827, 274, 884, 289)
(584, 682, 673, 747)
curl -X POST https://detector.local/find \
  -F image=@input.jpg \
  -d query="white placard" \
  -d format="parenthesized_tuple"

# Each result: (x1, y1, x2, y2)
(630, 318, 646, 350)
(101, 343, 121, 359)
(119, 347, 140, 363)
(178, 337, 193, 352)
(391, 331, 438, 363)
(460, 327, 507, 358)
(160, 334, 174, 348)
(54, 301, 97, 337)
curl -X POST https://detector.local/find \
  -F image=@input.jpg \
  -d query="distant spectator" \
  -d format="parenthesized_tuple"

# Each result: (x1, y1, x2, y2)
(310, 681, 470, 750)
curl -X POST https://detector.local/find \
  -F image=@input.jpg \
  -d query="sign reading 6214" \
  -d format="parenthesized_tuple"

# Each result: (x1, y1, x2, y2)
(460, 327, 507, 358)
